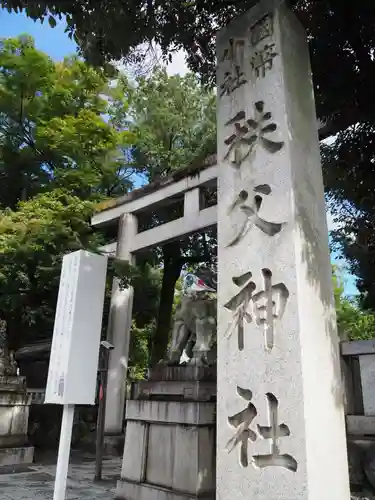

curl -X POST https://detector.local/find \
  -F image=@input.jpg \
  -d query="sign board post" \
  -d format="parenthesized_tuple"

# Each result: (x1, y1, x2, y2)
(45, 250, 107, 500)
(53, 404, 75, 500)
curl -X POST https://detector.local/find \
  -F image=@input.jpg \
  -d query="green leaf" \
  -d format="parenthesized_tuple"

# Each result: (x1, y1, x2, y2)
(48, 16, 57, 28)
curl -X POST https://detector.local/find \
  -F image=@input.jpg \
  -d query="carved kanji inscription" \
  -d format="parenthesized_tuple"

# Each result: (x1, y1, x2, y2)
(226, 184, 284, 247)
(224, 101, 284, 167)
(226, 387, 297, 472)
(220, 66, 247, 96)
(251, 43, 278, 79)
(250, 14, 274, 46)
(224, 269, 289, 350)
(219, 38, 248, 97)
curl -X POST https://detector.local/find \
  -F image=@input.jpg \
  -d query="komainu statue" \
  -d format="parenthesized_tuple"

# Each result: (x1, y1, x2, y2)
(167, 270, 217, 366)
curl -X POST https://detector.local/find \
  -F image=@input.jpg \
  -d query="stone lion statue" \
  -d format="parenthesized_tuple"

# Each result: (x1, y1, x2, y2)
(167, 270, 217, 366)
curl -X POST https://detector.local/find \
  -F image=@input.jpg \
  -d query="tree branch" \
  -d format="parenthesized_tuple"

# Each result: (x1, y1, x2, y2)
(180, 254, 211, 264)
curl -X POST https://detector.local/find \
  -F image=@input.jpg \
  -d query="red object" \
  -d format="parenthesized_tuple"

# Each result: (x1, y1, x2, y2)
(99, 385, 103, 401)
(197, 278, 209, 289)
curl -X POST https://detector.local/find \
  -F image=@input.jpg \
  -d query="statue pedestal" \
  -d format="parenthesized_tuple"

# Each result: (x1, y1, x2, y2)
(116, 366, 216, 500)
(0, 376, 34, 467)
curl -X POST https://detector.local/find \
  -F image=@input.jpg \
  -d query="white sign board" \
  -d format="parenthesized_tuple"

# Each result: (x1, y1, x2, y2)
(45, 250, 107, 405)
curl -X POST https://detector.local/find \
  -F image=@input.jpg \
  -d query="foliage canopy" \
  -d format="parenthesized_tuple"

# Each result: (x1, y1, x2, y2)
(3, 2, 375, 309)
(0, 190, 102, 349)
(0, 41, 217, 371)
(0, 35, 133, 209)
(0, 36, 134, 349)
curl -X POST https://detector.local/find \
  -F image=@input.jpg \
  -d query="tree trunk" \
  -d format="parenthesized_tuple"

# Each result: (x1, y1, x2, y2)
(150, 241, 183, 366)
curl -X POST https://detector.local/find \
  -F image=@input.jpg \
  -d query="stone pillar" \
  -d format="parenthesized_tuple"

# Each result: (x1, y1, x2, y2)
(104, 213, 137, 435)
(216, 1, 350, 500)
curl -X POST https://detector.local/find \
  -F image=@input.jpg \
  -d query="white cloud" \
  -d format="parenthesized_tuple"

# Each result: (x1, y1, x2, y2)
(114, 45, 190, 80)
(165, 49, 189, 76)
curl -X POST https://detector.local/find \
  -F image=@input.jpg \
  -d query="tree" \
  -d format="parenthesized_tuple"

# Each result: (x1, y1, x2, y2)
(129, 68, 216, 181)
(4, 2, 375, 309)
(125, 68, 217, 365)
(323, 124, 375, 310)
(0, 189, 103, 349)
(333, 267, 375, 340)
(0, 36, 138, 353)
(124, 263, 162, 379)
(0, 35, 133, 209)
(1, 1, 373, 122)
(0, 1, 250, 80)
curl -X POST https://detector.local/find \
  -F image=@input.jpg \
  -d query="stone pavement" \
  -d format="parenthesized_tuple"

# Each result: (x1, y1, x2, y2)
(0, 451, 121, 500)
(0, 450, 373, 500)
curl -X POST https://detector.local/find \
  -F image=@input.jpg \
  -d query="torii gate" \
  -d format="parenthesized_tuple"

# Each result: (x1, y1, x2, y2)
(92, 157, 218, 436)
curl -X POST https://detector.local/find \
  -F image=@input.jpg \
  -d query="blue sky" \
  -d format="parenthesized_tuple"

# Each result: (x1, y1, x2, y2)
(0, 8, 359, 296)
(0, 10, 77, 60)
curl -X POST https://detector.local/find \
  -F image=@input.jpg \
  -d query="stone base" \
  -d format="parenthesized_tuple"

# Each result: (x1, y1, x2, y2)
(148, 366, 216, 382)
(133, 380, 216, 402)
(344, 414, 375, 492)
(0, 375, 33, 466)
(0, 446, 34, 467)
(0, 376, 27, 391)
(116, 480, 215, 500)
(116, 366, 216, 500)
